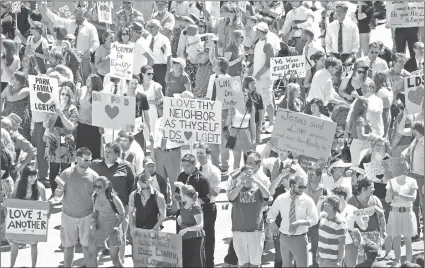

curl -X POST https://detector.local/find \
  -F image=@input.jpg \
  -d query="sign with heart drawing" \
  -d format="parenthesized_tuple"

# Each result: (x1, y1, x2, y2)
(404, 75, 424, 114)
(364, 157, 408, 184)
(162, 97, 222, 144)
(28, 75, 59, 114)
(92, 92, 136, 131)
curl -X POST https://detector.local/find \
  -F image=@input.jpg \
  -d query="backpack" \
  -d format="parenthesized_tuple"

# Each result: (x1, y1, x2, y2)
(93, 193, 118, 214)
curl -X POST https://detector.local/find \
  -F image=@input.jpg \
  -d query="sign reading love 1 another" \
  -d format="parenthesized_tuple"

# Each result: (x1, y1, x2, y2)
(163, 97, 222, 144)
(364, 157, 408, 184)
(215, 77, 245, 110)
(110, 43, 135, 80)
(132, 229, 182, 268)
(28, 75, 59, 114)
(92, 92, 136, 131)
(270, 56, 305, 81)
(272, 109, 337, 160)
(404, 74, 424, 114)
(5, 199, 50, 242)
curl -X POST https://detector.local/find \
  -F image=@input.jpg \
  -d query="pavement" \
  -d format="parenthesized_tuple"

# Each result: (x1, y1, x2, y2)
(2, 24, 423, 267)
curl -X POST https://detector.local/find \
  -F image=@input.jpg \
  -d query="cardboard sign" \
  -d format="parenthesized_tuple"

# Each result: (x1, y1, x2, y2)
(97, 1, 113, 24)
(272, 109, 337, 160)
(354, 206, 376, 218)
(5, 199, 49, 242)
(110, 43, 135, 80)
(91, 92, 136, 131)
(11, 2, 21, 13)
(342, 65, 354, 78)
(404, 75, 424, 115)
(270, 56, 306, 81)
(28, 75, 59, 114)
(364, 157, 408, 184)
(386, 1, 424, 28)
(163, 97, 222, 144)
(215, 77, 245, 110)
(132, 229, 182, 268)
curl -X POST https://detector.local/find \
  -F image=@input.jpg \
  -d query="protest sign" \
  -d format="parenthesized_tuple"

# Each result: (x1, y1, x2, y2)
(272, 109, 337, 160)
(97, 1, 113, 24)
(5, 199, 49, 242)
(28, 75, 59, 114)
(364, 157, 408, 184)
(354, 206, 376, 218)
(110, 43, 135, 80)
(52, 1, 75, 18)
(215, 77, 245, 110)
(237, 1, 247, 12)
(270, 56, 305, 81)
(386, 1, 424, 28)
(404, 75, 424, 115)
(132, 229, 182, 268)
(163, 97, 222, 144)
(92, 92, 136, 131)
(12, 2, 21, 13)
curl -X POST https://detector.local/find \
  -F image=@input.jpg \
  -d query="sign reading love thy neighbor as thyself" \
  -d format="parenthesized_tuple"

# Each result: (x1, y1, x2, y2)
(270, 56, 305, 81)
(28, 75, 59, 114)
(5, 199, 50, 242)
(110, 42, 134, 80)
(163, 97, 222, 144)
(92, 92, 136, 131)
(404, 74, 424, 114)
(215, 77, 244, 110)
(364, 157, 408, 184)
(272, 109, 336, 160)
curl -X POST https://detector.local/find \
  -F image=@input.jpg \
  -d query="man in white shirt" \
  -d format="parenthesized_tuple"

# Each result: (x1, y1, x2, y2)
(103, 77, 127, 96)
(196, 143, 221, 267)
(38, 3, 99, 84)
(117, 131, 144, 175)
(267, 174, 319, 268)
(325, 2, 359, 65)
(306, 57, 348, 106)
(132, 18, 154, 76)
(302, 26, 324, 74)
(146, 19, 171, 92)
(358, 41, 388, 77)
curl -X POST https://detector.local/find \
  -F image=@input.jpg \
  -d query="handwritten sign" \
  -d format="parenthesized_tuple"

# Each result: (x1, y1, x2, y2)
(92, 92, 136, 131)
(5, 199, 49, 242)
(110, 43, 135, 80)
(354, 206, 376, 218)
(404, 75, 424, 115)
(270, 56, 305, 81)
(272, 109, 337, 160)
(386, 1, 424, 28)
(163, 97, 222, 144)
(28, 75, 59, 114)
(364, 157, 408, 184)
(97, 1, 113, 24)
(215, 77, 245, 110)
(52, 2, 75, 18)
(132, 229, 182, 268)
(11, 2, 21, 13)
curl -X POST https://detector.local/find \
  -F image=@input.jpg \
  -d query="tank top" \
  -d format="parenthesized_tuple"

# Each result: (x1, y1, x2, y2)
(344, 77, 363, 101)
(134, 190, 159, 229)
(232, 108, 251, 128)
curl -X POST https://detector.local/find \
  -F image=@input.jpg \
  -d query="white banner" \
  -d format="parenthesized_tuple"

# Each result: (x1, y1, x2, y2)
(110, 43, 135, 80)
(270, 56, 305, 81)
(28, 75, 59, 114)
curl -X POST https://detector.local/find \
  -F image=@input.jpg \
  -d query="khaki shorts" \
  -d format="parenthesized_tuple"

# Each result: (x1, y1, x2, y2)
(256, 77, 273, 107)
(60, 213, 92, 247)
(233, 231, 265, 266)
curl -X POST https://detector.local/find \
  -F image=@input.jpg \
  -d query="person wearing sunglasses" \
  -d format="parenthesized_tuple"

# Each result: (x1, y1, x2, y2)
(117, 27, 132, 45)
(358, 42, 389, 78)
(267, 174, 318, 268)
(338, 60, 368, 103)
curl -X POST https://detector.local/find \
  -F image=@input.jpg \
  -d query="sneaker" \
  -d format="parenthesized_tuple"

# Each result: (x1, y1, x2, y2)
(220, 167, 229, 176)
(412, 234, 420, 241)
(265, 124, 274, 134)
(383, 251, 395, 260)
(101, 248, 110, 255)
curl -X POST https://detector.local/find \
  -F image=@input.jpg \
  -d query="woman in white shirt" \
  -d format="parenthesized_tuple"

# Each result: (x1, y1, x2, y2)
(361, 78, 384, 137)
(1, 39, 20, 92)
(373, 71, 393, 138)
(224, 89, 256, 170)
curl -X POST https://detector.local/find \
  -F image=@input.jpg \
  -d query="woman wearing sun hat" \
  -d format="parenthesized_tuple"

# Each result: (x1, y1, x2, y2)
(322, 158, 353, 200)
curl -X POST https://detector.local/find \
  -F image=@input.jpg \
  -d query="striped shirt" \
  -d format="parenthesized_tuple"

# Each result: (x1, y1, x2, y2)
(318, 214, 347, 260)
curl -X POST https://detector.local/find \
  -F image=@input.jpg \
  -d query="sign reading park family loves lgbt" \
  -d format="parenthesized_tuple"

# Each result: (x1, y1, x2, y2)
(92, 92, 136, 131)
(215, 77, 245, 110)
(110, 43, 135, 80)
(270, 56, 305, 81)
(163, 97, 222, 144)
(404, 74, 424, 115)
(132, 229, 182, 268)
(386, 1, 424, 28)
(28, 75, 59, 114)
(5, 199, 50, 242)
(272, 109, 337, 160)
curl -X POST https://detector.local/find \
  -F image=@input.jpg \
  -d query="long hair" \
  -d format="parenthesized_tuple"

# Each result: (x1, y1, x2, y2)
(118, 27, 131, 43)
(16, 166, 39, 200)
(87, 74, 102, 103)
(139, 65, 153, 84)
(286, 83, 301, 112)
(225, 30, 244, 58)
(0, 128, 16, 163)
(95, 176, 118, 201)
(2, 39, 16, 67)
(22, 54, 41, 76)
(59, 86, 73, 108)
(53, 25, 68, 41)
(373, 70, 390, 91)
(350, 97, 369, 122)
(307, 98, 325, 115)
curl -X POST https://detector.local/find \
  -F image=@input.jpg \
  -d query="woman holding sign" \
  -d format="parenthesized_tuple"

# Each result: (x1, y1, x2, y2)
(9, 166, 46, 268)
(384, 174, 418, 264)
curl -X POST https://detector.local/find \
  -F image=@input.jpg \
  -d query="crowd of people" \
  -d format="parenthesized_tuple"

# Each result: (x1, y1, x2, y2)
(0, 0, 424, 267)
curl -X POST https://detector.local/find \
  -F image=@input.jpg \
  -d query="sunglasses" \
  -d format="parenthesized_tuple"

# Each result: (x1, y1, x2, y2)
(121, 33, 129, 36)
(145, 73, 154, 76)
(357, 70, 366, 74)
(369, 51, 379, 54)
(61, 93, 70, 96)
(80, 158, 92, 163)
(65, 38, 74, 42)
(93, 184, 104, 189)
(140, 186, 151, 191)
(295, 184, 307, 190)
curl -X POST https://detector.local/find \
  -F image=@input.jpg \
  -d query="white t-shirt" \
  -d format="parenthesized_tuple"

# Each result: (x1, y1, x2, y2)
(386, 176, 418, 207)
(366, 94, 384, 137)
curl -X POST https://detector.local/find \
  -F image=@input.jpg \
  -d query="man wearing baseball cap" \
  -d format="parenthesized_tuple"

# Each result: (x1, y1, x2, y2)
(325, 1, 360, 65)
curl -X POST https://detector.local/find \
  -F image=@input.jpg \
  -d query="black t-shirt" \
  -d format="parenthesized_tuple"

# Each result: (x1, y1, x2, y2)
(124, 92, 149, 118)
(250, 91, 264, 123)
(359, 153, 391, 199)
(17, 5, 31, 38)
(355, 4, 374, 34)
(1, 13, 15, 39)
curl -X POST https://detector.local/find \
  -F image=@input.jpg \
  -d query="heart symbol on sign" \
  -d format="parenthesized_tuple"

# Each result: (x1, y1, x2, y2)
(408, 86, 424, 106)
(375, 174, 384, 181)
(184, 131, 192, 140)
(37, 92, 51, 103)
(105, 105, 119, 119)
